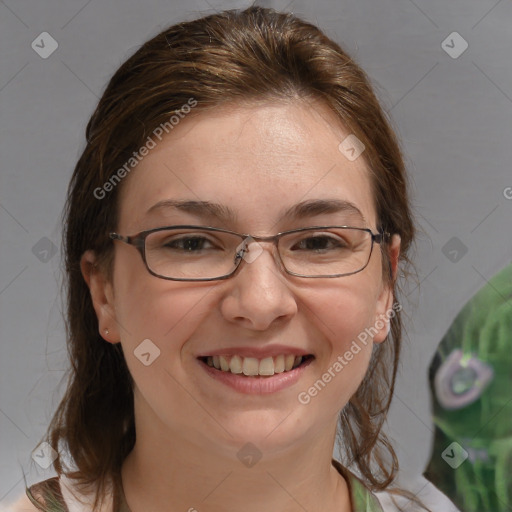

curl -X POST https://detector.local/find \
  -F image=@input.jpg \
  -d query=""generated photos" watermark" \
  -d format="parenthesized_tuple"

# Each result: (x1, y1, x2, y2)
(94, 97, 197, 200)
(298, 302, 402, 405)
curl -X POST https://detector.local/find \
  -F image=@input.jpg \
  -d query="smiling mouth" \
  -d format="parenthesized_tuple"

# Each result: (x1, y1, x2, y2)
(198, 354, 315, 377)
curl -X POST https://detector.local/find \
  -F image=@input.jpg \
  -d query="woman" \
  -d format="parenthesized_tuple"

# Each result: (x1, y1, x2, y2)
(9, 6, 440, 511)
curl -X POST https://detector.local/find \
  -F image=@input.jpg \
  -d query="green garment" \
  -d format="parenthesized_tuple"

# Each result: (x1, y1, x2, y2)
(424, 262, 512, 512)
(25, 459, 384, 511)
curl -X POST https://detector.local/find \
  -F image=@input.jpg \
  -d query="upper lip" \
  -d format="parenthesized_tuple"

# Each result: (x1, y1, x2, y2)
(197, 345, 313, 359)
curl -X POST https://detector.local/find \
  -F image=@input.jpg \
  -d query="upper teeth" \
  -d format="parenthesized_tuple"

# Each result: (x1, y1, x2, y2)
(205, 354, 304, 376)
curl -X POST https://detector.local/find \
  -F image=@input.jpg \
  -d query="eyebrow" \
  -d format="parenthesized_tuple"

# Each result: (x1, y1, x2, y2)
(146, 198, 367, 224)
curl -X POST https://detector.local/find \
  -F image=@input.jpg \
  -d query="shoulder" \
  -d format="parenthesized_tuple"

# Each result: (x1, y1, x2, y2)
(331, 459, 462, 512)
(1, 494, 41, 512)
(2, 474, 115, 512)
(1, 477, 63, 512)
(374, 475, 462, 512)
(331, 459, 384, 511)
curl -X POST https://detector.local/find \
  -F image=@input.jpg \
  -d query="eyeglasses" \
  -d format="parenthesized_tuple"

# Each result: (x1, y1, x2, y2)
(109, 225, 390, 281)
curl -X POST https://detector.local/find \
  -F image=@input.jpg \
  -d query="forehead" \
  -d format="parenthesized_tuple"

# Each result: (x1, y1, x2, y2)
(117, 100, 377, 233)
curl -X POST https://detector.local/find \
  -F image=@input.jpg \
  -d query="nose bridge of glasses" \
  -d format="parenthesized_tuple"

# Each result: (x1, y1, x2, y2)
(234, 233, 282, 268)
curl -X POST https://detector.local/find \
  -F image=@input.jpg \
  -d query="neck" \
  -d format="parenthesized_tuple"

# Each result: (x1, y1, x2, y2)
(120, 395, 351, 512)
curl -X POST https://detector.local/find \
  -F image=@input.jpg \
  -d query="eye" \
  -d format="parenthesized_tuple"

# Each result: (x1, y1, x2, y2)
(163, 235, 215, 252)
(292, 233, 349, 252)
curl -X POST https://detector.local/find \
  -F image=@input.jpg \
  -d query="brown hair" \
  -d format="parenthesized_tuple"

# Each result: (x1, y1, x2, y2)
(32, 6, 423, 510)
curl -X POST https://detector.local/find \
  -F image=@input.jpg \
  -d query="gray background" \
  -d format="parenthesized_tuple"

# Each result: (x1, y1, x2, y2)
(1, 0, 511, 505)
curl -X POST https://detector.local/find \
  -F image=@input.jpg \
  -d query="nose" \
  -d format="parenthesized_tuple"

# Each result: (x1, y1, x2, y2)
(220, 240, 298, 331)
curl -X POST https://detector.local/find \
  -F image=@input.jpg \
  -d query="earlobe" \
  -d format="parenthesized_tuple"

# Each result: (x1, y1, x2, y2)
(80, 250, 120, 343)
(373, 234, 401, 343)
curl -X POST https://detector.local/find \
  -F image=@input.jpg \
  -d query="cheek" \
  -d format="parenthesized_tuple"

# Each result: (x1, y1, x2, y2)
(307, 280, 380, 350)
(115, 281, 210, 345)
(111, 251, 213, 369)
(300, 282, 379, 406)
(112, 277, 215, 419)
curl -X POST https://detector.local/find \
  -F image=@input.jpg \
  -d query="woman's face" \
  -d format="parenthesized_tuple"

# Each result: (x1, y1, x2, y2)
(84, 100, 399, 459)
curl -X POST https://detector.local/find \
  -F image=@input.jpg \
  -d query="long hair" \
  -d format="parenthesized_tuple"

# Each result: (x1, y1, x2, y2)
(33, 7, 419, 510)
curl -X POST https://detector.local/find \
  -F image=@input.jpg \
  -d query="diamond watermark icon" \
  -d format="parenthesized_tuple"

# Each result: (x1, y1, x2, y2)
(441, 32, 468, 59)
(338, 134, 365, 161)
(441, 441, 469, 469)
(442, 237, 468, 263)
(134, 338, 161, 366)
(237, 442, 262, 468)
(32, 442, 58, 469)
(31, 32, 59, 59)
(32, 237, 58, 263)
(235, 237, 263, 264)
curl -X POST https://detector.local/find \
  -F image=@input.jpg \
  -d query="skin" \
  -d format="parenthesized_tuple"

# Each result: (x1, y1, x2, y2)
(81, 99, 400, 512)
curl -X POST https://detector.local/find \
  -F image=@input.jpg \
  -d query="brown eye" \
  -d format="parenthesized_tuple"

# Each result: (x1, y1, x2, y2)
(163, 236, 214, 252)
(293, 235, 347, 251)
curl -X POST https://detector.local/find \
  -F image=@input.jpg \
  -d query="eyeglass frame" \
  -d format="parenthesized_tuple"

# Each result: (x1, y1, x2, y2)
(109, 225, 391, 281)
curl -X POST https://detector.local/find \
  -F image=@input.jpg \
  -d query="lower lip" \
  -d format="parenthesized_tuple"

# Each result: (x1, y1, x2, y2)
(197, 357, 314, 394)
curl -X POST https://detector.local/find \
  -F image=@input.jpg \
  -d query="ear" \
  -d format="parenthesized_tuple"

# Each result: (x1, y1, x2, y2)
(80, 250, 120, 343)
(373, 234, 401, 343)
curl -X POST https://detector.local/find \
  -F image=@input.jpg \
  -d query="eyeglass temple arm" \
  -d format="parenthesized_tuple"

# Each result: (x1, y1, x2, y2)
(110, 232, 142, 246)
(374, 230, 391, 243)
(109, 232, 128, 242)
(110, 232, 148, 252)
